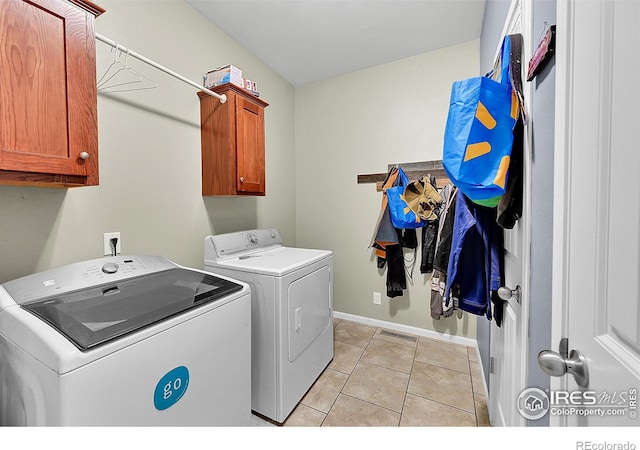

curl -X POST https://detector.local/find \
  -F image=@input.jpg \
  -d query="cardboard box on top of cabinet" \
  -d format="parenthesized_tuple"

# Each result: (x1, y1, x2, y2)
(204, 64, 243, 88)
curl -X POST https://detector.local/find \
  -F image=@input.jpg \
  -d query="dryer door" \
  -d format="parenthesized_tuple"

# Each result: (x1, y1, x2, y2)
(287, 265, 331, 362)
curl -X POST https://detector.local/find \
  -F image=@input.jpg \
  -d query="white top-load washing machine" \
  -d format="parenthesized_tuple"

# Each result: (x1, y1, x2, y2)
(204, 229, 333, 423)
(0, 255, 252, 426)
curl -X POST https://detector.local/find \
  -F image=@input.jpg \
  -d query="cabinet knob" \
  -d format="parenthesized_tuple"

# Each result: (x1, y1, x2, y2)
(79, 152, 90, 160)
(240, 176, 245, 183)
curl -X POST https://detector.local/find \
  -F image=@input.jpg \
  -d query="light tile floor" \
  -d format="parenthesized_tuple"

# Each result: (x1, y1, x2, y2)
(275, 318, 491, 427)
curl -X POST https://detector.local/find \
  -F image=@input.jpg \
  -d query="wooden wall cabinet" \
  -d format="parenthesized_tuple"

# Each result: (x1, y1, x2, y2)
(198, 83, 269, 196)
(0, 0, 104, 188)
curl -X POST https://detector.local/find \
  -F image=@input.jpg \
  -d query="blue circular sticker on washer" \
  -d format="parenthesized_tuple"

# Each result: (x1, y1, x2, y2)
(154, 366, 189, 411)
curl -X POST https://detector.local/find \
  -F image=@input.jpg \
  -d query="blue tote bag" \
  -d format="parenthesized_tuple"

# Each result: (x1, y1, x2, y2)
(442, 35, 521, 207)
(385, 167, 425, 229)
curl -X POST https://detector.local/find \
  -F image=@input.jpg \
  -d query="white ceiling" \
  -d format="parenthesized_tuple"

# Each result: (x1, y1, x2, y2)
(185, 0, 487, 86)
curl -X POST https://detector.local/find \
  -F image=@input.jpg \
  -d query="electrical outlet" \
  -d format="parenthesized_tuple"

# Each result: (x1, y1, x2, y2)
(373, 292, 382, 305)
(103, 232, 121, 256)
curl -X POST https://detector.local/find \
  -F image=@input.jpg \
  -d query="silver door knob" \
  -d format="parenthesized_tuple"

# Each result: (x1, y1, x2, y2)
(497, 285, 521, 303)
(240, 176, 245, 183)
(538, 346, 589, 387)
(79, 151, 90, 160)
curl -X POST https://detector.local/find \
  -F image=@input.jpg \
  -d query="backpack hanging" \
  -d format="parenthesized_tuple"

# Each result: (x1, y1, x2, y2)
(442, 34, 523, 208)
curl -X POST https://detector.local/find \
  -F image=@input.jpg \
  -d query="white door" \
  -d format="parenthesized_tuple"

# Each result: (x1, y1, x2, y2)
(490, 225, 529, 427)
(550, 0, 640, 426)
(488, 0, 533, 427)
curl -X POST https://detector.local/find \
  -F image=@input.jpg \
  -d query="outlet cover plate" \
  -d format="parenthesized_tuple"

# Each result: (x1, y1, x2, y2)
(104, 232, 121, 256)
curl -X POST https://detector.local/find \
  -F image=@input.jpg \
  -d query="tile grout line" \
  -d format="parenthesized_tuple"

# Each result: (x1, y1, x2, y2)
(372, 326, 414, 426)
(346, 326, 417, 426)
(467, 351, 489, 427)
(331, 320, 485, 427)
(403, 350, 478, 419)
(323, 321, 376, 426)
(338, 391, 404, 421)
(399, 337, 419, 427)
(467, 349, 480, 427)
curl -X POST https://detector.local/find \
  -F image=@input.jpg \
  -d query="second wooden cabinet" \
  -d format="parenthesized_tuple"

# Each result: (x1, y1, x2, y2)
(198, 83, 269, 196)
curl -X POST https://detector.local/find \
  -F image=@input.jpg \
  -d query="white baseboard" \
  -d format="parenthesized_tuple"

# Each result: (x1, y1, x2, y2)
(475, 345, 490, 399)
(333, 311, 478, 348)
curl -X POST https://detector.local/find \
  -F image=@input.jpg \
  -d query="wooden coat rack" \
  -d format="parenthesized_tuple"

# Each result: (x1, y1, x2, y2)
(357, 160, 449, 191)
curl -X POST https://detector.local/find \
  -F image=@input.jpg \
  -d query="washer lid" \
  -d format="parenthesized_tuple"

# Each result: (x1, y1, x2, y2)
(18, 268, 242, 351)
(210, 247, 332, 276)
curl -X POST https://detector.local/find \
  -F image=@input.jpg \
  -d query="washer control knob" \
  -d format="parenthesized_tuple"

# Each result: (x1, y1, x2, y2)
(102, 262, 119, 274)
(248, 232, 258, 245)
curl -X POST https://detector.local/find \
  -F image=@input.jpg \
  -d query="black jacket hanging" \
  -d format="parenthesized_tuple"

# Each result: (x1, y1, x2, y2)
(497, 114, 524, 229)
(420, 221, 438, 273)
(497, 33, 525, 229)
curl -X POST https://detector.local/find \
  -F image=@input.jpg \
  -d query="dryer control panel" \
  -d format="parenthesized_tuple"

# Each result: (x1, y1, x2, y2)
(205, 228, 282, 260)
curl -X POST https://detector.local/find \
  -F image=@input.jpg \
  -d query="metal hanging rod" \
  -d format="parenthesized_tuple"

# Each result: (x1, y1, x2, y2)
(95, 33, 227, 103)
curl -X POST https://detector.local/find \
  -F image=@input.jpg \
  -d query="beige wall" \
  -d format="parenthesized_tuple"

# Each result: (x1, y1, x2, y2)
(0, 0, 480, 341)
(294, 40, 480, 338)
(0, 0, 296, 283)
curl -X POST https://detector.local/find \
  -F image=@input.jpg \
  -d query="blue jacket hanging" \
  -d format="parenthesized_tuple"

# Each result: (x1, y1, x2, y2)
(445, 193, 504, 319)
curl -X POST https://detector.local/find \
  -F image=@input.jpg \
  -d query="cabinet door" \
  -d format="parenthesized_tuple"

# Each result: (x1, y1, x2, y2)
(236, 95, 265, 194)
(0, 0, 98, 184)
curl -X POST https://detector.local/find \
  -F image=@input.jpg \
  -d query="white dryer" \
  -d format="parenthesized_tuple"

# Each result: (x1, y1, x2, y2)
(204, 229, 333, 423)
(0, 255, 252, 426)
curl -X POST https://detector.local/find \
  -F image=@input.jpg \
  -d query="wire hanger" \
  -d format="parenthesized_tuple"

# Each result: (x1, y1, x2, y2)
(95, 33, 227, 103)
(97, 44, 125, 88)
(97, 47, 158, 93)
